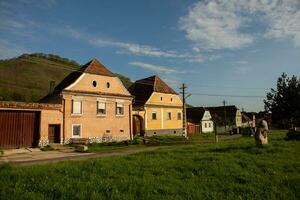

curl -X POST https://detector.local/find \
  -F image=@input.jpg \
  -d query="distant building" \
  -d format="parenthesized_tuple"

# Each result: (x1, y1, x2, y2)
(241, 112, 256, 128)
(128, 76, 183, 136)
(206, 105, 242, 132)
(186, 107, 214, 133)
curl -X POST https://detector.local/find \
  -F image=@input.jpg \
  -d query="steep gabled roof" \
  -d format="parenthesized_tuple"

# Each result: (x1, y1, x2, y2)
(40, 59, 122, 103)
(128, 76, 177, 107)
(54, 58, 116, 92)
(206, 105, 239, 123)
(186, 107, 207, 123)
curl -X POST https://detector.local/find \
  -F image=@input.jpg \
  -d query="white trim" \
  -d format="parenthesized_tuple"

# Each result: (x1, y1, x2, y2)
(66, 73, 86, 90)
(97, 97, 106, 102)
(72, 96, 83, 100)
(72, 124, 82, 138)
(161, 108, 164, 128)
(145, 107, 148, 129)
(71, 99, 83, 115)
(116, 99, 125, 103)
(151, 111, 157, 120)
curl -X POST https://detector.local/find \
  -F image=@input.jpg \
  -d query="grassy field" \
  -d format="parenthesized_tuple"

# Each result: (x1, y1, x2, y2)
(0, 130, 299, 199)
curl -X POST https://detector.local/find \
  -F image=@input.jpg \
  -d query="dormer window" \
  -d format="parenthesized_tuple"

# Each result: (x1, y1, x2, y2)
(92, 80, 97, 87)
(171, 98, 173, 102)
(107, 82, 110, 88)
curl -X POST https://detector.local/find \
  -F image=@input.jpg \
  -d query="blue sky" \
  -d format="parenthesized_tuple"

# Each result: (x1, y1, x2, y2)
(0, 0, 299, 112)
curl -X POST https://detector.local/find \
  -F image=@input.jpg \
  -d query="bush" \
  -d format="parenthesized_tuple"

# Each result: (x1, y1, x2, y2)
(128, 137, 139, 145)
(40, 145, 55, 151)
(286, 129, 300, 140)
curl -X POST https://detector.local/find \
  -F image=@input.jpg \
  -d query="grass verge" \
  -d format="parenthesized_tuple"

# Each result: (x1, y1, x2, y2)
(0, 130, 299, 199)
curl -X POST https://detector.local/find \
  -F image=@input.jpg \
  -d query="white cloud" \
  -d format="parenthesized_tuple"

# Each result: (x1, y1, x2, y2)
(57, 26, 184, 58)
(180, 0, 300, 50)
(92, 39, 182, 58)
(57, 26, 212, 62)
(129, 61, 182, 74)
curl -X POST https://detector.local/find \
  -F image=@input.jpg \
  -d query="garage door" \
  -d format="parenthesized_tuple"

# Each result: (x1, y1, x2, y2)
(0, 110, 40, 148)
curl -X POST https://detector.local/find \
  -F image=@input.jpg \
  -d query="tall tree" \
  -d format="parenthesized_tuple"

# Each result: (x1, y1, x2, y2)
(264, 73, 300, 128)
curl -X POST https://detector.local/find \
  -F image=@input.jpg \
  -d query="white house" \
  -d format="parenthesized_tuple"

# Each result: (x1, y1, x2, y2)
(186, 107, 214, 133)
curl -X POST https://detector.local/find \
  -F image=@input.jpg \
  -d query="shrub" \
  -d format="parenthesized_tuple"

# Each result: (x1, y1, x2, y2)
(40, 145, 55, 151)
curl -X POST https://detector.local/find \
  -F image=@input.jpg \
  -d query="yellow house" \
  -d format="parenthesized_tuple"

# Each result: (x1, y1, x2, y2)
(128, 76, 183, 136)
(42, 58, 133, 144)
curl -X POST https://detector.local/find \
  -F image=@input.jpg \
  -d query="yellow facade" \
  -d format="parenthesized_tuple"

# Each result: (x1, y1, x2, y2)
(136, 92, 183, 135)
(145, 92, 182, 130)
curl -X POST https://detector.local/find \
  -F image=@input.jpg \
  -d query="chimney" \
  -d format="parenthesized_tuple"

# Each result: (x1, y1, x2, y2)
(49, 81, 56, 94)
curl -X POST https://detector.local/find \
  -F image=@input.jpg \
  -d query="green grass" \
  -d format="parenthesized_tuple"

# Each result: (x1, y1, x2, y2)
(0, 130, 299, 199)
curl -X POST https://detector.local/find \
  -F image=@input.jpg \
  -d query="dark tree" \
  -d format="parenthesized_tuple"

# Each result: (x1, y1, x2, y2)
(264, 73, 300, 128)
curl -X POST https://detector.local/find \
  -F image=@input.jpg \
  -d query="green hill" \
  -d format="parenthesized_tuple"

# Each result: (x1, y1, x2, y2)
(0, 53, 132, 102)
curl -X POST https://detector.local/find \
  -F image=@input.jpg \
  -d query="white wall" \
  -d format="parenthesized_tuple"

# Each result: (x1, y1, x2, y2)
(201, 120, 214, 133)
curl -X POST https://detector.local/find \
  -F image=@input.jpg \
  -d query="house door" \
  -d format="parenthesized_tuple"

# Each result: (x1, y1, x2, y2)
(48, 125, 60, 143)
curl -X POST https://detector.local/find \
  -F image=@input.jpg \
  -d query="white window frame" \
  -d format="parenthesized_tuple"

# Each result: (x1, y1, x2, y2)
(97, 98, 106, 116)
(116, 101, 124, 116)
(152, 111, 157, 120)
(72, 124, 82, 138)
(71, 98, 83, 115)
(167, 112, 172, 120)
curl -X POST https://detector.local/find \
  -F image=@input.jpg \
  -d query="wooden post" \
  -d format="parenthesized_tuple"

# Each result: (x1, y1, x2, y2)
(180, 83, 188, 139)
(214, 121, 218, 143)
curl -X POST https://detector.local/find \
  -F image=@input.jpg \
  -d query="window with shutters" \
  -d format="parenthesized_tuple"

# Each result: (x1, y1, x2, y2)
(116, 103, 124, 116)
(72, 100, 82, 115)
(97, 101, 106, 115)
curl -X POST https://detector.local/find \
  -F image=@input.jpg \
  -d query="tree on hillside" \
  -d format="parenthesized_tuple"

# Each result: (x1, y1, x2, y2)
(264, 73, 300, 128)
(115, 73, 132, 89)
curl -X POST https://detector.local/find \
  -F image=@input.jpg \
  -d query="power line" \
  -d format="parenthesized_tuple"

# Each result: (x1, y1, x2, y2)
(191, 93, 265, 98)
(194, 85, 269, 91)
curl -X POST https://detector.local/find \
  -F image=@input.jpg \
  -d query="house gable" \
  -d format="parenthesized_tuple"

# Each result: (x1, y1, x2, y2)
(145, 92, 182, 107)
(202, 110, 212, 121)
(128, 75, 179, 108)
(53, 59, 131, 97)
(65, 73, 130, 96)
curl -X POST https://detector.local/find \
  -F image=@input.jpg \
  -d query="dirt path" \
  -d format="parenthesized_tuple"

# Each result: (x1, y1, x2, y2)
(0, 134, 242, 167)
(0, 146, 172, 167)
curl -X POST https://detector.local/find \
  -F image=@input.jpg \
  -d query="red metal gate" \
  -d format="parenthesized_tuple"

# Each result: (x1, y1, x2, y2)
(187, 123, 201, 134)
(0, 110, 40, 148)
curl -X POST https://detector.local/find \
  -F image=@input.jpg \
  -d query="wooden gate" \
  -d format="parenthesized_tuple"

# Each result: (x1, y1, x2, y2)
(0, 110, 40, 148)
(133, 115, 144, 136)
(187, 123, 201, 134)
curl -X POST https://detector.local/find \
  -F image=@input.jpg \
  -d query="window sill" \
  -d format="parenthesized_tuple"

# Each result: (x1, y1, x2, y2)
(116, 114, 125, 117)
(97, 114, 106, 117)
(71, 114, 82, 117)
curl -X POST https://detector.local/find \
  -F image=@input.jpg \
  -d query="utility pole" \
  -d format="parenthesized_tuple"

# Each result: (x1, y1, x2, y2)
(223, 100, 227, 132)
(180, 83, 188, 139)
